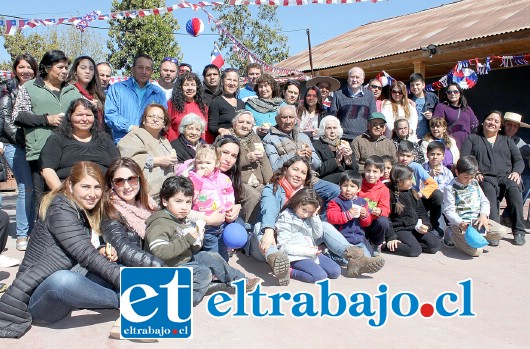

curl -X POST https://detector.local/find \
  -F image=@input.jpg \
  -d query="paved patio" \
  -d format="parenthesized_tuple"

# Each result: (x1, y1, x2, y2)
(1, 192, 529, 348)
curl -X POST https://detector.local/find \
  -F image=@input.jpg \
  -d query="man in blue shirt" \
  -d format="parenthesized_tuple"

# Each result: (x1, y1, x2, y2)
(409, 73, 439, 139)
(105, 54, 166, 143)
(239, 63, 262, 102)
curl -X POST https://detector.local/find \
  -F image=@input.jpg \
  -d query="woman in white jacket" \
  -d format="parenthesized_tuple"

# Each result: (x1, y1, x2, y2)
(382, 80, 418, 141)
(275, 188, 341, 283)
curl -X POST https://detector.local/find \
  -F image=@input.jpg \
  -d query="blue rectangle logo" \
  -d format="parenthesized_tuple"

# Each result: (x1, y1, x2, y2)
(120, 267, 193, 339)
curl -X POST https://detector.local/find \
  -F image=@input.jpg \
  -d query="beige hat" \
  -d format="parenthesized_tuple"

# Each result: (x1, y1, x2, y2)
(306, 76, 341, 92)
(504, 112, 530, 128)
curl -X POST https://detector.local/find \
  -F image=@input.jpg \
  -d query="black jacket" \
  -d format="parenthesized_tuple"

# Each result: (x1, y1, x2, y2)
(312, 139, 359, 184)
(0, 194, 120, 338)
(0, 78, 24, 146)
(102, 218, 165, 268)
(389, 187, 431, 233)
(170, 134, 205, 164)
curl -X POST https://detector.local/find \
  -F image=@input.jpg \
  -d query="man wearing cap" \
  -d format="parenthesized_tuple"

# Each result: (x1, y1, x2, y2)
(351, 112, 396, 173)
(153, 57, 179, 100)
(330, 67, 377, 141)
(501, 112, 530, 225)
(306, 76, 340, 112)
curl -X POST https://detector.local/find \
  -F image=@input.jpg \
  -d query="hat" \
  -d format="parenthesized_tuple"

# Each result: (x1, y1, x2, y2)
(504, 112, 530, 128)
(368, 112, 386, 123)
(306, 76, 341, 92)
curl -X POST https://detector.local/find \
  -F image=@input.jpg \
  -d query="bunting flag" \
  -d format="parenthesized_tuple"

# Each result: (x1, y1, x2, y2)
(211, 45, 225, 68)
(0, 71, 15, 79)
(229, 0, 384, 4)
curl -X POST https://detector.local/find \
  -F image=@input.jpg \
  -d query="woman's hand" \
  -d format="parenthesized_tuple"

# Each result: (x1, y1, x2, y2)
(310, 246, 321, 255)
(259, 228, 276, 255)
(247, 151, 263, 163)
(47, 113, 64, 127)
(508, 172, 521, 185)
(257, 126, 270, 137)
(225, 204, 241, 223)
(386, 240, 400, 252)
(99, 246, 118, 262)
(475, 173, 484, 182)
(154, 156, 178, 168)
(218, 128, 231, 136)
(204, 208, 226, 226)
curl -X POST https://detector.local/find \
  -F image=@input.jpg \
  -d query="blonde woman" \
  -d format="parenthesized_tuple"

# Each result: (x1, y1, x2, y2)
(381, 80, 418, 140)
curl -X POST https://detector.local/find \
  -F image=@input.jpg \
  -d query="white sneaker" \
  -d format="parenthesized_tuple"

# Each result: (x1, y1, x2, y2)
(0, 255, 20, 268)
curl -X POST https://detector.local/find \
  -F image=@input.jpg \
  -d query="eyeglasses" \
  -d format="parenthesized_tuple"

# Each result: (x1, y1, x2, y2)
(369, 84, 382, 90)
(112, 176, 140, 187)
(146, 115, 164, 121)
(391, 90, 403, 95)
(446, 90, 460, 95)
(162, 57, 179, 65)
(370, 122, 386, 128)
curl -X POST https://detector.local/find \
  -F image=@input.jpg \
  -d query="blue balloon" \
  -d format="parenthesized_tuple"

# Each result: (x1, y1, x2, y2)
(465, 225, 488, 249)
(223, 223, 248, 249)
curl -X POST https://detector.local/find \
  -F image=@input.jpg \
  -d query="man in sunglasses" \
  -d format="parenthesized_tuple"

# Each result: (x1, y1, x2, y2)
(153, 57, 179, 100)
(105, 53, 166, 143)
(409, 73, 439, 139)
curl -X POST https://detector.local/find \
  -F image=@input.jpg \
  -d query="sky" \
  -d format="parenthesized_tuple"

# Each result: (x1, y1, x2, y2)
(0, 0, 456, 74)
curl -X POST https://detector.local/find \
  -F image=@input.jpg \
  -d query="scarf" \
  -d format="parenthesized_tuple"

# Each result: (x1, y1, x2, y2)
(230, 128, 254, 148)
(246, 97, 284, 114)
(279, 176, 302, 201)
(320, 135, 341, 148)
(74, 82, 104, 129)
(110, 191, 154, 239)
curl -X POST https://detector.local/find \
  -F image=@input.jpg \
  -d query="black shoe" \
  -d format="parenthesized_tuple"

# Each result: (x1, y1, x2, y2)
(488, 240, 499, 247)
(514, 234, 526, 246)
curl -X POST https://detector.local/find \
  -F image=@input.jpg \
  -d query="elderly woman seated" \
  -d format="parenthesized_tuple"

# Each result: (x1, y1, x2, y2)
(312, 115, 359, 184)
(118, 103, 177, 199)
(40, 98, 119, 190)
(170, 113, 207, 163)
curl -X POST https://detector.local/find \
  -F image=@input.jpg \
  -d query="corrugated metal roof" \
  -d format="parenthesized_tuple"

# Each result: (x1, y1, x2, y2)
(279, 0, 530, 71)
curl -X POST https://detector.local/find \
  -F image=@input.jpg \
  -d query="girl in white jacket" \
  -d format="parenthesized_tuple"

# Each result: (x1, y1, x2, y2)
(275, 188, 341, 283)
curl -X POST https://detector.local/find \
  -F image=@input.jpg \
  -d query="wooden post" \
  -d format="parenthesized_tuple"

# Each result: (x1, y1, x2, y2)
(413, 61, 426, 78)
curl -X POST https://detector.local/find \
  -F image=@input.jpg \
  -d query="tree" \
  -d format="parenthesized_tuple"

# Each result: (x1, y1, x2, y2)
(212, 4, 289, 73)
(107, 0, 181, 76)
(2, 25, 107, 65)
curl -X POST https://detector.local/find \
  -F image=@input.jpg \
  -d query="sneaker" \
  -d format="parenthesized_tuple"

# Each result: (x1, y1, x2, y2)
(16, 237, 28, 251)
(371, 244, 382, 257)
(245, 277, 263, 293)
(443, 239, 455, 248)
(266, 251, 290, 286)
(514, 234, 526, 246)
(488, 240, 499, 247)
(0, 255, 20, 268)
(109, 317, 157, 342)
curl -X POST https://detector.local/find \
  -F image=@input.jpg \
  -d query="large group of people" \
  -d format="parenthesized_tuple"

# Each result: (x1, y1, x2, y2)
(0, 50, 528, 338)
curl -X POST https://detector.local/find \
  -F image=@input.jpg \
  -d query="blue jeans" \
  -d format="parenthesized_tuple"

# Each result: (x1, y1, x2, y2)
(314, 179, 340, 219)
(3, 144, 35, 238)
(291, 254, 341, 283)
(193, 250, 245, 283)
(182, 261, 213, 306)
(202, 224, 229, 262)
(249, 221, 351, 262)
(28, 270, 119, 324)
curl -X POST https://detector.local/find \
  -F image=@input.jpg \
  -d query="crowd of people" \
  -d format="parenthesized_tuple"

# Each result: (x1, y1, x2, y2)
(0, 50, 528, 338)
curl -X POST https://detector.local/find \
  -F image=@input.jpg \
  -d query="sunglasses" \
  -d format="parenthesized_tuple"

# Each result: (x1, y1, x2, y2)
(392, 90, 403, 95)
(369, 84, 382, 90)
(162, 57, 179, 65)
(446, 90, 460, 95)
(112, 176, 140, 187)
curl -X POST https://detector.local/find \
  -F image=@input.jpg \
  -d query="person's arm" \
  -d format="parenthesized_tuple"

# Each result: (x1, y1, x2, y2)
(260, 149, 274, 184)
(263, 135, 293, 172)
(41, 168, 62, 190)
(468, 107, 479, 131)
(460, 136, 473, 158)
(39, 135, 63, 190)
(306, 137, 322, 171)
(329, 93, 338, 116)
(207, 98, 221, 135)
(326, 200, 349, 225)
(378, 186, 392, 217)
(117, 132, 150, 169)
(102, 219, 165, 267)
(477, 184, 491, 217)
(421, 175, 439, 199)
(145, 223, 197, 262)
(416, 196, 432, 231)
(449, 137, 460, 164)
(104, 84, 133, 135)
(443, 185, 462, 226)
(508, 137, 525, 174)
(359, 201, 373, 227)
(47, 199, 120, 289)
(12, 86, 49, 127)
(276, 212, 317, 258)
(351, 139, 363, 173)
(1, 87, 17, 143)
(314, 142, 339, 177)
(309, 215, 323, 239)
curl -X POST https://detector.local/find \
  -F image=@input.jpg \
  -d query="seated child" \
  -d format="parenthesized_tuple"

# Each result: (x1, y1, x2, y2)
(276, 188, 341, 283)
(421, 117, 459, 170)
(189, 144, 236, 261)
(358, 155, 392, 254)
(397, 140, 444, 236)
(145, 176, 261, 304)
(443, 156, 507, 256)
(327, 171, 375, 256)
(423, 141, 454, 193)
(391, 118, 425, 164)
(381, 155, 394, 184)
(384, 164, 441, 257)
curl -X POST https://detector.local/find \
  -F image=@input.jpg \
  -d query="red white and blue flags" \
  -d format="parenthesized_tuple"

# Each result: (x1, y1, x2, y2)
(211, 45, 225, 68)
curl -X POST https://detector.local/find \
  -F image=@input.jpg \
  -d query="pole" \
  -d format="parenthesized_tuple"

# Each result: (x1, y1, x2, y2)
(306, 29, 314, 78)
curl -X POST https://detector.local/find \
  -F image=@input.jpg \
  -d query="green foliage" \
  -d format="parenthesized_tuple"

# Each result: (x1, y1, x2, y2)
(107, 0, 181, 77)
(2, 25, 107, 66)
(213, 4, 289, 73)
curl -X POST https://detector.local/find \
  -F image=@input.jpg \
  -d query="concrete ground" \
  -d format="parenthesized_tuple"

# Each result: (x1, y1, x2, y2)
(1, 192, 529, 349)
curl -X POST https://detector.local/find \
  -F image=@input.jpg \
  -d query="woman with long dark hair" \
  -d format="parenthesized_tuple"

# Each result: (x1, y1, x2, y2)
(297, 86, 326, 139)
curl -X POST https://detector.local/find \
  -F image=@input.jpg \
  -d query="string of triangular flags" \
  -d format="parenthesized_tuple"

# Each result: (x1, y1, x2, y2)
(374, 54, 530, 91)
(202, 9, 303, 76)
(228, 0, 382, 4)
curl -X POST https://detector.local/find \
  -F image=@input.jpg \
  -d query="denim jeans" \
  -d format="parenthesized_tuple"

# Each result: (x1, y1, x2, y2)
(249, 221, 351, 262)
(193, 250, 245, 283)
(28, 270, 119, 324)
(3, 144, 35, 238)
(202, 224, 229, 262)
(314, 179, 340, 219)
(182, 261, 213, 306)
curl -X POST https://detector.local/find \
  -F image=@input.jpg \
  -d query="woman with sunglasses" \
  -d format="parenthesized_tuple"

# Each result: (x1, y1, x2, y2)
(367, 78, 384, 112)
(433, 83, 478, 148)
(118, 104, 177, 199)
(381, 80, 418, 140)
(296, 86, 327, 139)
(102, 157, 164, 268)
(208, 69, 245, 138)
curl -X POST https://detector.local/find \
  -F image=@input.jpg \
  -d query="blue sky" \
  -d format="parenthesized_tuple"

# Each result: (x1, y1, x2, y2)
(0, 0, 455, 73)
